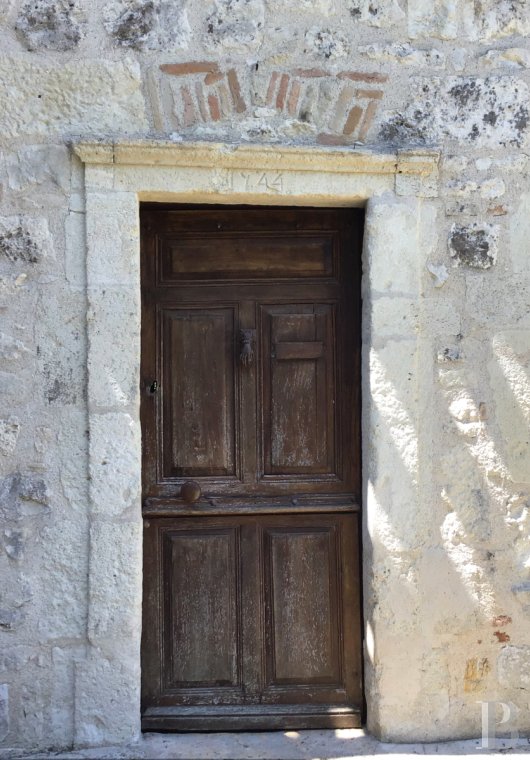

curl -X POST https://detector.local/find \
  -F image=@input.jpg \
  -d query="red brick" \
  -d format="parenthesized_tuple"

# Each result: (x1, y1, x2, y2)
(358, 99, 379, 141)
(276, 73, 290, 110)
(180, 86, 196, 127)
(218, 83, 230, 116)
(266, 72, 279, 106)
(488, 204, 508, 216)
(204, 72, 224, 85)
(293, 68, 329, 78)
(208, 94, 221, 121)
(161, 62, 220, 76)
(343, 105, 363, 135)
(227, 68, 246, 113)
(355, 88, 384, 100)
(195, 81, 208, 121)
(287, 80, 302, 116)
(338, 71, 388, 84)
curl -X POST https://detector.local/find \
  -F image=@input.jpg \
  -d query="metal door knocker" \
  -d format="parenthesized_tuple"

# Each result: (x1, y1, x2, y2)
(240, 329, 256, 367)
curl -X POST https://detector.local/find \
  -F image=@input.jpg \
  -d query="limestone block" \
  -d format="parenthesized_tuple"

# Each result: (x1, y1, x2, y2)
(304, 27, 349, 60)
(369, 297, 418, 338)
(0, 57, 148, 138)
(480, 178, 505, 199)
(0, 684, 7, 742)
(488, 331, 530, 484)
(408, 0, 474, 39)
(510, 192, 530, 276)
(74, 653, 140, 746)
(0, 368, 36, 408)
(87, 288, 140, 409)
(395, 172, 439, 197)
(422, 298, 461, 336)
(2, 145, 71, 198)
(267, 0, 336, 14)
(427, 262, 449, 288)
(476, 0, 530, 39)
(84, 165, 114, 191)
(481, 48, 530, 70)
(87, 521, 142, 648)
(103, 0, 190, 51)
(444, 180, 478, 197)
(465, 275, 530, 328)
(497, 645, 530, 688)
(347, 0, 405, 27)
(0, 648, 77, 749)
(0, 333, 29, 363)
(449, 223, 499, 269)
(205, 0, 264, 52)
(379, 77, 529, 148)
(35, 289, 87, 407)
(64, 209, 86, 287)
(365, 340, 423, 550)
(35, 522, 89, 641)
(0, 473, 49, 522)
(3, 528, 23, 560)
(0, 419, 19, 457)
(88, 413, 141, 518)
(439, 445, 493, 541)
(364, 195, 421, 295)
(359, 42, 445, 69)
(372, 635, 423, 723)
(47, 646, 82, 748)
(0, 216, 53, 270)
(419, 547, 484, 634)
(56, 408, 89, 509)
(15, 0, 87, 51)
(85, 193, 139, 286)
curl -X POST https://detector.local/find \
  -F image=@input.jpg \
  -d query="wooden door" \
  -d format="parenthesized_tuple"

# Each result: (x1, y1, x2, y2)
(140, 206, 363, 731)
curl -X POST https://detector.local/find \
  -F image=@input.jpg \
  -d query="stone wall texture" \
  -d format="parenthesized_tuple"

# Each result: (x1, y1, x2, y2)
(0, 0, 529, 752)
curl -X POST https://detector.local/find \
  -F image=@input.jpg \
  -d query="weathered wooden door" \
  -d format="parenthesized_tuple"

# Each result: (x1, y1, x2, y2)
(140, 205, 363, 731)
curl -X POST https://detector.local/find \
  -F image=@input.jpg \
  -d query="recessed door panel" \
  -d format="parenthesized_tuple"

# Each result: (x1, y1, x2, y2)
(163, 527, 240, 690)
(161, 307, 238, 480)
(260, 304, 337, 479)
(158, 232, 335, 282)
(264, 526, 339, 684)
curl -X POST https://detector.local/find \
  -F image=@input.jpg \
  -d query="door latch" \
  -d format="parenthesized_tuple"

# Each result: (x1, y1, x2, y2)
(149, 380, 158, 394)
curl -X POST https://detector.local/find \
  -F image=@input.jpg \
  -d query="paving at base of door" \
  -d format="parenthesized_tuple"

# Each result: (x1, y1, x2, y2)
(5, 730, 530, 759)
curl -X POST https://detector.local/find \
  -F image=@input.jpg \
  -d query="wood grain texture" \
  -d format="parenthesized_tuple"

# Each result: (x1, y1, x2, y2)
(140, 205, 364, 730)
(160, 233, 334, 282)
(161, 307, 236, 478)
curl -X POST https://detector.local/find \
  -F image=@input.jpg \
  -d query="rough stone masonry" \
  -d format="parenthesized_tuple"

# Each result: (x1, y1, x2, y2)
(0, 0, 530, 753)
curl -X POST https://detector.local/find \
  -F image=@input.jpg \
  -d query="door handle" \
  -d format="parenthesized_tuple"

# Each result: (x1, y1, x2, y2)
(239, 329, 256, 367)
(179, 480, 202, 503)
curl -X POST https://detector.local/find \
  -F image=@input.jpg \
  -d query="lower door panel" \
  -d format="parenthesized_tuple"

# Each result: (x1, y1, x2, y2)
(142, 512, 362, 731)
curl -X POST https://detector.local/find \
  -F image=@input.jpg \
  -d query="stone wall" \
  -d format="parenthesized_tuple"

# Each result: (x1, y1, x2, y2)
(0, 0, 529, 752)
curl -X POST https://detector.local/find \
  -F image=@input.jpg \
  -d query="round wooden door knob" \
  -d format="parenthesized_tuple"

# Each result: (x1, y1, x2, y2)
(179, 480, 202, 503)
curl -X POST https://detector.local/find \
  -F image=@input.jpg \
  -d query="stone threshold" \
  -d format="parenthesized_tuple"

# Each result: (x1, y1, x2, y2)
(3, 730, 530, 759)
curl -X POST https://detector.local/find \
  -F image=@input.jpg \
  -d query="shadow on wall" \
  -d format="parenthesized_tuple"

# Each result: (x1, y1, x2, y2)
(361, 292, 530, 740)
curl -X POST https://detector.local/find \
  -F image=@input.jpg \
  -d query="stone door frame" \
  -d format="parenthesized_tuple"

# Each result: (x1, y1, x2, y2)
(73, 139, 439, 748)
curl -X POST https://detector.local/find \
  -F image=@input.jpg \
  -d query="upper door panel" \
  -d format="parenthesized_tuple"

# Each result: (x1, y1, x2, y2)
(158, 232, 336, 283)
(160, 306, 239, 482)
(260, 303, 338, 482)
